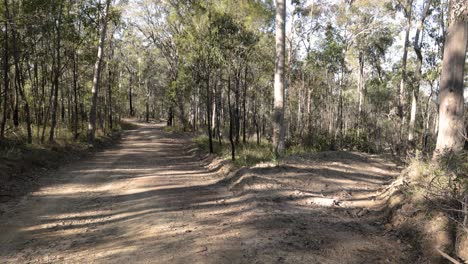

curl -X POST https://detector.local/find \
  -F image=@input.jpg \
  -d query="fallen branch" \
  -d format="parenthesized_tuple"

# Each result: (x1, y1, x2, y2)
(436, 248, 461, 264)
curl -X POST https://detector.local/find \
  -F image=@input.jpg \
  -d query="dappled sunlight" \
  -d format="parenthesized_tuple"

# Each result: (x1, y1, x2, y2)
(0, 122, 413, 263)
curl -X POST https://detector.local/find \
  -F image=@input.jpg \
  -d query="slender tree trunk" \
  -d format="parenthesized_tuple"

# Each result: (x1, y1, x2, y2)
(242, 66, 248, 144)
(129, 75, 134, 117)
(357, 52, 364, 137)
(146, 82, 150, 123)
(408, 0, 432, 146)
(108, 39, 114, 129)
(206, 73, 213, 153)
(108, 67, 114, 128)
(73, 50, 79, 139)
(398, 0, 413, 150)
(234, 68, 240, 145)
(273, 0, 286, 156)
(1, 0, 10, 139)
(11, 27, 32, 143)
(228, 76, 235, 160)
(12, 74, 18, 127)
(49, 3, 63, 142)
(433, 3, 467, 157)
(88, 0, 111, 143)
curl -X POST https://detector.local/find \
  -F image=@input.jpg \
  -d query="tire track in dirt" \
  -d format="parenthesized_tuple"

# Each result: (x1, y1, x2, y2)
(0, 120, 416, 263)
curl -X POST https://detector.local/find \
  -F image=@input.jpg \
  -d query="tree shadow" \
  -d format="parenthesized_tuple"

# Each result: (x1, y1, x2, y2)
(0, 123, 415, 263)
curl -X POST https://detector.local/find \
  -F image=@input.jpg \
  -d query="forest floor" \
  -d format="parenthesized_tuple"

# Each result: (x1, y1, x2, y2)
(0, 120, 419, 263)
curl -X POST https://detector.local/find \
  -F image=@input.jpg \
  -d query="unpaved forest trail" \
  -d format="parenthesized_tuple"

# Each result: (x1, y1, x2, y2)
(0, 121, 416, 264)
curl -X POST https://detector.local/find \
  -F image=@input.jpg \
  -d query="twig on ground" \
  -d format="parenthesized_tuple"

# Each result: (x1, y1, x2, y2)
(436, 248, 461, 264)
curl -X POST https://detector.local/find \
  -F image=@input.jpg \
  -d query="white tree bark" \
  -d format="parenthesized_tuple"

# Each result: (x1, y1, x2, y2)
(88, 0, 111, 143)
(273, 0, 286, 156)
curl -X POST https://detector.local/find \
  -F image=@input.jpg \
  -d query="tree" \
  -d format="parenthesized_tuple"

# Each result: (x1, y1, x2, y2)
(397, 0, 413, 151)
(1, 0, 10, 139)
(408, 0, 433, 146)
(273, 0, 286, 157)
(433, 0, 467, 157)
(88, 0, 112, 143)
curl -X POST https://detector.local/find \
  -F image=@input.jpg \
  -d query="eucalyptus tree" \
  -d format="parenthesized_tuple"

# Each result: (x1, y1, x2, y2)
(273, 0, 286, 156)
(433, 0, 467, 157)
(408, 0, 433, 146)
(88, 0, 112, 143)
(396, 0, 414, 149)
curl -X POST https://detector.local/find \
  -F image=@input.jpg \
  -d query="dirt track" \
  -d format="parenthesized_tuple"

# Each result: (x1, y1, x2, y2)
(0, 121, 416, 263)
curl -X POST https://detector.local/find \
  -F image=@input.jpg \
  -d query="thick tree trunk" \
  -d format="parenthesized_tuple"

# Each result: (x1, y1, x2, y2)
(88, 0, 111, 143)
(433, 6, 467, 157)
(273, 0, 286, 156)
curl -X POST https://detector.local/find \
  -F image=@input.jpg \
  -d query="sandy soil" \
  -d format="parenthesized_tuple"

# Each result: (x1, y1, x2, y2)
(0, 121, 417, 263)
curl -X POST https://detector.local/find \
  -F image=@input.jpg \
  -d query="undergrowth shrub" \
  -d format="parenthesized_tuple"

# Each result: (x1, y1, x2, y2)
(396, 151, 468, 262)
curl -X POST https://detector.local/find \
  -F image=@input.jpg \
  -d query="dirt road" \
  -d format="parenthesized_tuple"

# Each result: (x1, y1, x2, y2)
(0, 121, 415, 263)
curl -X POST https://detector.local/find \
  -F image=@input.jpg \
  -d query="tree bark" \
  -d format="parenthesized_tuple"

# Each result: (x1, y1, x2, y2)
(49, 3, 63, 142)
(433, 2, 467, 157)
(408, 0, 432, 146)
(88, 0, 111, 143)
(11, 24, 32, 143)
(228, 76, 235, 160)
(357, 51, 364, 137)
(273, 0, 286, 157)
(206, 73, 213, 153)
(1, 0, 10, 139)
(398, 0, 413, 149)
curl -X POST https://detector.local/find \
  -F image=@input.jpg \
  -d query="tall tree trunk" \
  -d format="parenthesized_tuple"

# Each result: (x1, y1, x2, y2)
(49, 3, 63, 142)
(88, 0, 111, 143)
(129, 74, 134, 117)
(234, 68, 240, 145)
(12, 75, 18, 127)
(433, 3, 467, 157)
(242, 66, 248, 144)
(146, 82, 150, 123)
(228, 76, 235, 160)
(108, 63, 113, 128)
(11, 25, 32, 143)
(398, 0, 413, 150)
(73, 50, 79, 139)
(357, 51, 364, 137)
(273, 0, 286, 156)
(1, 0, 10, 139)
(206, 73, 213, 153)
(408, 0, 432, 146)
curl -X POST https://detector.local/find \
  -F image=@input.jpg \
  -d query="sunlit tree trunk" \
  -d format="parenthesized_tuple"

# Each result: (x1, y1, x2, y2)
(273, 0, 286, 156)
(88, 0, 111, 143)
(433, 2, 467, 157)
(408, 0, 432, 146)
(357, 51, 364, 137)
(398, 0, 413, 150)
